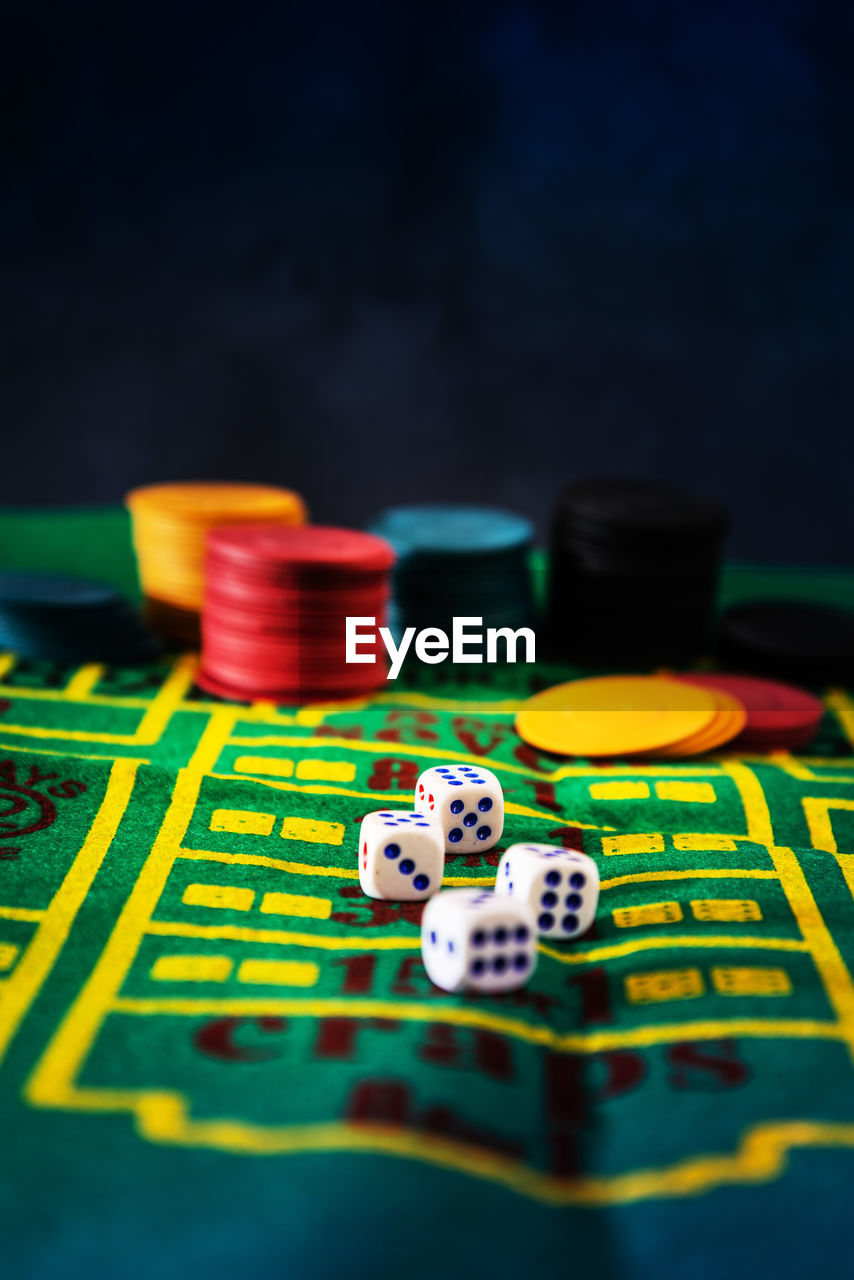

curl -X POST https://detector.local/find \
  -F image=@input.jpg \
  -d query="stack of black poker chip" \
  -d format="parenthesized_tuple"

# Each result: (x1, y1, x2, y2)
(548, 479, 730, 666)
(719, 600, 854, 687)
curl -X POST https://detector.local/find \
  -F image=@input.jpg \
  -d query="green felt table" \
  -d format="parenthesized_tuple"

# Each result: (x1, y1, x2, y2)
(1, 508, 853, 1280)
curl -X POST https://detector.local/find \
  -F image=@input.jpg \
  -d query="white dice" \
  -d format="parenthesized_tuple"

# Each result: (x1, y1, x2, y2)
(358, 810, 445, 900)
(421, 888, 537, 993)
(495, 844, 599, 939)
(414, 765, 504, 853)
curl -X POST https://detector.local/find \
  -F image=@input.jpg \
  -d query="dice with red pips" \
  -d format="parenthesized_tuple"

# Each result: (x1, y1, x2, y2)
(358, 810, 444, 900)
(414, 765, 504, 853)
(495, 844, 599, 939)
(421, 888, 536, 993)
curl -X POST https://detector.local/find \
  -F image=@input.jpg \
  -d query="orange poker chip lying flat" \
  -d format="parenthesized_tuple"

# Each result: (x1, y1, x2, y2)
(514, 675, 719, 758)
(645, 687, 747, 758)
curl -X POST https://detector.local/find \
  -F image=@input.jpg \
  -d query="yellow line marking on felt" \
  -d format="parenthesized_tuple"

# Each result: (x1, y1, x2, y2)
(132, 653, 198, 745)
(23, 754, 854, 1204)
(280, 816, 345, 846)
(208, 772, 600, 832)
(226, 734, 721, 784)
(655, 781, 716, 804)
(0, 905, 45, 923)
(612, 902, 683, 928)
(146, 918, 807, 965)
(146, 920, 419, 951)
(296, 759, 357, 782)
(602, 833, 665, 857)
(600, 869, 778, 891)
(0, 654, 197, 747)
(771, 753, 854, 785)
(672, 834, 739, 852)
(625, 968, 704, 1004)
(150, 955, 233, 983)
(691, 899, 762, 923)
(128, 1114, 854, 1205)
(210, 809, 276, 837)
(803, 796, 854, 852)
(802, 797, 854, 900)
(0, 685, 150, 709)
(538, 934, 808, 966)
(0, 757, 140, 1062)
(179, 846, 489, 888)
(63, 664, 106, 701)
(233, 757, 357, 784)
(27, 767, 207, 1108)
(181, 884, 255, 912)
(0, 942, 20, 971)
(589, 782, 649, 800)
(187, 706, 242, 775)
(723, 762, 775, 847)
(179, 846, 360, 880)
(725, 762, 854, 1063)
(108, 994, 839, 1051)
(260, 892, 332, 920)
(0, 741, 151, 765)
(176, 850, 782, 896)
(237, 959, 319, 987)
(827, 690, 854, 750)
(712, 966, 792, 997)
(234, 755, 294, 778)
(0, 721, 149, 746)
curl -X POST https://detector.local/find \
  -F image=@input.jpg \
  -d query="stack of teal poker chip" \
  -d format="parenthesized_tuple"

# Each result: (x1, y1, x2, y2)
(0, 572, 162, 665)
(367, 505, 536, 643)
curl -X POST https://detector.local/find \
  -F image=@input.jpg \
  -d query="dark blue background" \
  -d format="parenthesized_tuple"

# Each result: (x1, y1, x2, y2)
(1, 1, 852, 561)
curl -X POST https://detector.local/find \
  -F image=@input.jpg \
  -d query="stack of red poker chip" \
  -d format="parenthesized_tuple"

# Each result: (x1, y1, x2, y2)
(675, 673, 825, 752)
(197, 525, 395, 703)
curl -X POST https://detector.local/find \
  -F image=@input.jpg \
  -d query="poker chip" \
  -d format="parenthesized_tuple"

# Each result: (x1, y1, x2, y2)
(0, 571, 160, 664)
(674, 672, 825, 752)
(197, 525, 395, 704)
(718, 601, 854, 687)
(514, 675, 719, 758)
(649, 687, 747, 758)
(126, 482, 307, 643)
(548, 479, 729, 665)
(367, 505, 535, 643)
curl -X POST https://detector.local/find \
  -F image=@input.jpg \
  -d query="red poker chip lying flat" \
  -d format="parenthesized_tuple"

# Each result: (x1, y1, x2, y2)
(206, 525, 395, 574)
(674, 672, 824, 747)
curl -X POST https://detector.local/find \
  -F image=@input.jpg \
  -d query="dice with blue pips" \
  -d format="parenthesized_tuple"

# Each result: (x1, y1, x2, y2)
(422, 888, 537, 993)
(495, 844, 600, 939)
(358, 810, 445, 900)
(414, 765, 504, 854)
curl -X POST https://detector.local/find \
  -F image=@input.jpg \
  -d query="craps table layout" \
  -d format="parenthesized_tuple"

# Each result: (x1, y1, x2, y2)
(2, 510, 854, 1280)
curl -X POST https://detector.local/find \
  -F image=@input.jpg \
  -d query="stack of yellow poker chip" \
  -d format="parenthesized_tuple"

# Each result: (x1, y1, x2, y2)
(125, 482, 307, 644)
(515, 675, 745, 759)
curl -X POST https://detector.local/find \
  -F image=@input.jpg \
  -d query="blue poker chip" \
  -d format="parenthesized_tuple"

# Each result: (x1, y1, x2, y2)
(367, 505, 536, 648)
(0, 572, 120, 608)
(0, 571, 161, 664)
(368, 505, 533, 557)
